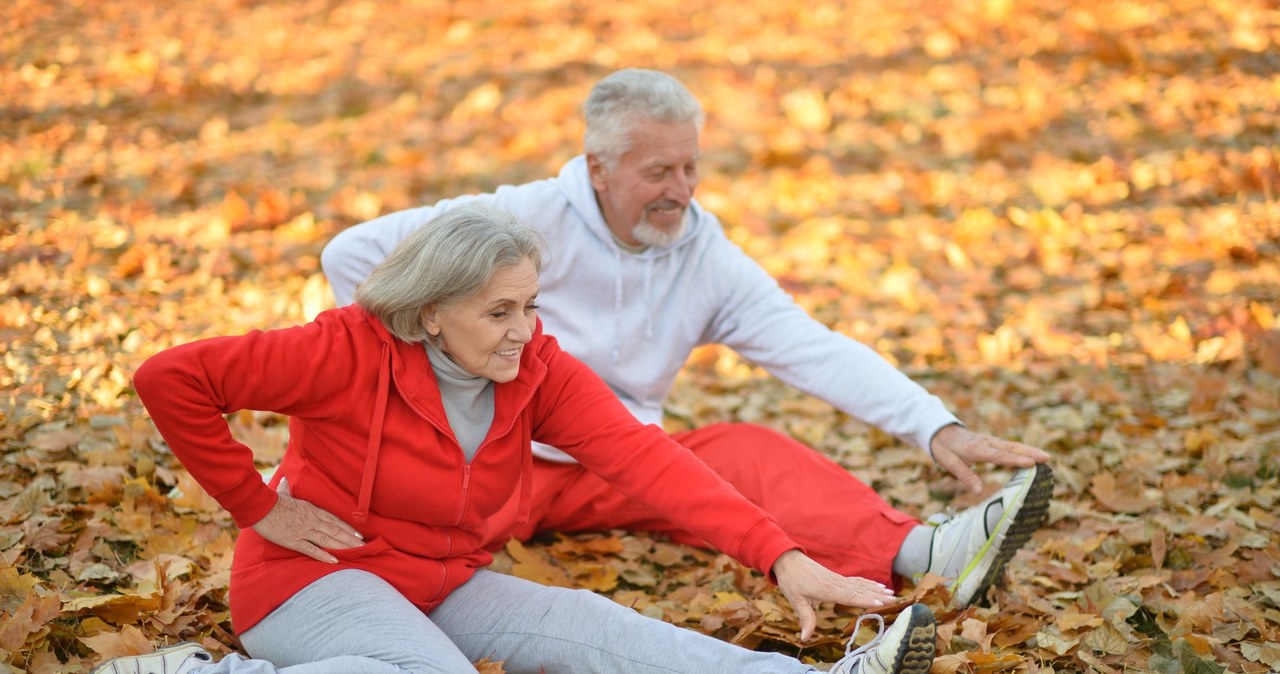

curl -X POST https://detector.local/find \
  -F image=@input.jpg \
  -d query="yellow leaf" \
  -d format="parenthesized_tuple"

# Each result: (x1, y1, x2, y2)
(473, 657, 507, 673)
(569, 562, 618, 592)
(780, 87, 830, 133)
(506, 539, 571, 588)
(63, 591, 161, 624)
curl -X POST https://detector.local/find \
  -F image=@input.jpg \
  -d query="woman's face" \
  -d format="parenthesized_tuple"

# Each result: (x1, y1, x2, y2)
(421, 257, 539, 383)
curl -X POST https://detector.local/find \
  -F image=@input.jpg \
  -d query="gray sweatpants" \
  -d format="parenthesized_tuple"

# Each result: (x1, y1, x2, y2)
(195, 569, 818, 673)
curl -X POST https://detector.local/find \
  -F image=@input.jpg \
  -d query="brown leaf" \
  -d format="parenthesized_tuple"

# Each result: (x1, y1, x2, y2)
(1090, 472, 1158, 514)
(0, 593, 61, 651)
(1150, 527, 1167, 572)
(1249, 329, 1280, 377)
(79, 625, 153, 660)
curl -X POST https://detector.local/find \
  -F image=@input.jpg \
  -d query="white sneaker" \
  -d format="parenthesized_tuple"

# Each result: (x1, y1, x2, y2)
(922, 463, 1054, 607)
(829, 603, 936, 674)
(91, 642, 213, 674)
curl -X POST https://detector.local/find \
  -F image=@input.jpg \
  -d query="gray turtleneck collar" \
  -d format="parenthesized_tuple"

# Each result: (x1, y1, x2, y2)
(424, 339, 495, 461)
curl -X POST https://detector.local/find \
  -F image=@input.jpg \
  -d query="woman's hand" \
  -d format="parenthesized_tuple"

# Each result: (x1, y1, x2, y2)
(772, 549, 896, 641)
(250, 478, 365, 564)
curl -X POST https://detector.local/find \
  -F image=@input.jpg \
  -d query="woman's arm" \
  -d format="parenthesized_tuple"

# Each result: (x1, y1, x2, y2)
(133, 314, 365, 558)
(528, 338, 896, 636)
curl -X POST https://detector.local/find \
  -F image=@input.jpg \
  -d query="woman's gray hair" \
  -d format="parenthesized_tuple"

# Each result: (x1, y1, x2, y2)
(355, 202, 544, 343)
(583, 69, 704, 168)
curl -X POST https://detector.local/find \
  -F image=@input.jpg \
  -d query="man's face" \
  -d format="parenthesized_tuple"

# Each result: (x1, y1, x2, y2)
(587, 118, 700, 247)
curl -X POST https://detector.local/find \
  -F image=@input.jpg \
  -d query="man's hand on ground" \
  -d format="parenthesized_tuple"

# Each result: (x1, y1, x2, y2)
(929, 424, 1051, 494)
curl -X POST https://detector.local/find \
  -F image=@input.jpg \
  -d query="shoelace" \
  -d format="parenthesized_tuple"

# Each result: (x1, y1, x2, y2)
(829, 613, 885, 672)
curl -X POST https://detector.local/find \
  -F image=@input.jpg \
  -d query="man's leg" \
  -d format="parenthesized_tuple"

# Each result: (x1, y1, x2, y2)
(431, 569, 814, 674)
(534, 422, 918, 585)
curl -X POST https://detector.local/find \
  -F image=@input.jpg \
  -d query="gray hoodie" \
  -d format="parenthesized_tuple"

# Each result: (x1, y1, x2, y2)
(322, 156, 959, 462)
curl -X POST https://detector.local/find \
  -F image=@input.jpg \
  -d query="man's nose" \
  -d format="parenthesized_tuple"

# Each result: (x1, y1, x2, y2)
(667, 171, 695, 200)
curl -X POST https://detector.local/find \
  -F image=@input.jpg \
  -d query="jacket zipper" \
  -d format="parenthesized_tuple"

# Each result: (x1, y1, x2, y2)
(388, 355, 543, 550)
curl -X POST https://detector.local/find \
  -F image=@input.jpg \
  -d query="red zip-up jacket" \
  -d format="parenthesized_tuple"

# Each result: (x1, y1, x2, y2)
(133, 305, 800, 632)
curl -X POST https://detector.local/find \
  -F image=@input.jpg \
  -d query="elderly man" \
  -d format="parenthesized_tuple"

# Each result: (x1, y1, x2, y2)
(321, 69, 1053, 608)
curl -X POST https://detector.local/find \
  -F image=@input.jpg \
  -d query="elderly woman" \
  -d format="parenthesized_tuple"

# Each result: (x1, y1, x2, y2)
(102, 204, 938, 674)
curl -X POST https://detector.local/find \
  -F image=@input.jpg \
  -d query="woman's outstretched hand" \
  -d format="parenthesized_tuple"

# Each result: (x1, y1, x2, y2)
(772, 549, 896, 641)
(250, 478, 365, 563)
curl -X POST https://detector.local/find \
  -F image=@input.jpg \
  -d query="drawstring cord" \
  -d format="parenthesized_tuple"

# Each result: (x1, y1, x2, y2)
(643, 257, 654, 339)
(611, 246, 623, 363)
(353, 342, 390, 524)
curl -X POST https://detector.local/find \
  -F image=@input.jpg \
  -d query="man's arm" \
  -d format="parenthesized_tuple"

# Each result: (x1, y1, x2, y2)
(321, 196, 489, 306)
(700, 232, 958, 453)
(699, 227, 1049, 488)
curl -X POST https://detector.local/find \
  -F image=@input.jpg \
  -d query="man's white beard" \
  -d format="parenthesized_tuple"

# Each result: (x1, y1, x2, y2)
(632, 212, 687, 247)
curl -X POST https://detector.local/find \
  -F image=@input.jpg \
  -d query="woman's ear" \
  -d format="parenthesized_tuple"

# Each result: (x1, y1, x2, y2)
(420, 305, 441, 337)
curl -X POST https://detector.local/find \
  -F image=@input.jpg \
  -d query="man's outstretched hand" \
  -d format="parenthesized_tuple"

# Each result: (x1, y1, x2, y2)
(929, 423, 1051, 494)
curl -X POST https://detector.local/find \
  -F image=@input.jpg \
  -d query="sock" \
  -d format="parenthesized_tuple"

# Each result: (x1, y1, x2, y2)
(891, 497, 1008, 578)
(891, 524, 935, 577)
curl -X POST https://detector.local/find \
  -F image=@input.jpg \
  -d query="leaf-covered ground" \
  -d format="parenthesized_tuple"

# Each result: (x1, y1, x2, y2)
(3, 0, 1279, 671)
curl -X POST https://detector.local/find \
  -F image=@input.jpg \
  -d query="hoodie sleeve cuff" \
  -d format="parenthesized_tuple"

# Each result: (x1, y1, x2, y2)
(211, 472, 280, 529)
(918, 415, 964, 461)
(736, 517, 805, 581)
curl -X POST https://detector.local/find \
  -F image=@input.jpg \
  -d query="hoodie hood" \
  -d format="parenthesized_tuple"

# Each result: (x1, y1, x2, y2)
(554, 155, 711, 345)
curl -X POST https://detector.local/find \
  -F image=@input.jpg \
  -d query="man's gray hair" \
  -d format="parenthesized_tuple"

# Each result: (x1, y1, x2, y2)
(356, 202, 544, 343)
(583, 69, 704, 167)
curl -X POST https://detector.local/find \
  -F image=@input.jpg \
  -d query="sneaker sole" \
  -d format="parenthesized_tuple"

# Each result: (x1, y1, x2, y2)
(889, 604, 937, 674)
(954, 463, 1054, 607)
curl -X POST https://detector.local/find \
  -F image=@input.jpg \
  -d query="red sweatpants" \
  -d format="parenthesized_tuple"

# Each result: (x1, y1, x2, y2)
(490, 422, 919, 586)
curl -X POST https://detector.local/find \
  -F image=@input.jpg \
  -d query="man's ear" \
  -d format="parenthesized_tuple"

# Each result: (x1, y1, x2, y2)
(586, 154, 609, 192)
(420, 305, 441, 337)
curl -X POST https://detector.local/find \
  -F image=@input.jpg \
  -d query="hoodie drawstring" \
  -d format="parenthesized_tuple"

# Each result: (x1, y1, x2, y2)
(611, 247, 623, 363)
(353, 342, 390, 524)
(516, 435, 533, 524)
(642, 258, 654, 339)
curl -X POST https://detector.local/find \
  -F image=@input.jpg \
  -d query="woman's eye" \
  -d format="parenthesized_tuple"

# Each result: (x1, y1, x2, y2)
(525, 303, 540, 312)
(490, 311, 509, 319)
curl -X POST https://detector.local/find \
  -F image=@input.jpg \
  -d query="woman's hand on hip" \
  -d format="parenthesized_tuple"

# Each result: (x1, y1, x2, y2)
(771, 549, 895, 641)
(250, 478, 365, 564)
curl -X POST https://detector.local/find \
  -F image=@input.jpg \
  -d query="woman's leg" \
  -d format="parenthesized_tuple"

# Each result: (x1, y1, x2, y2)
(195, 569, 477, 673)
(430, 570, 815, 674)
